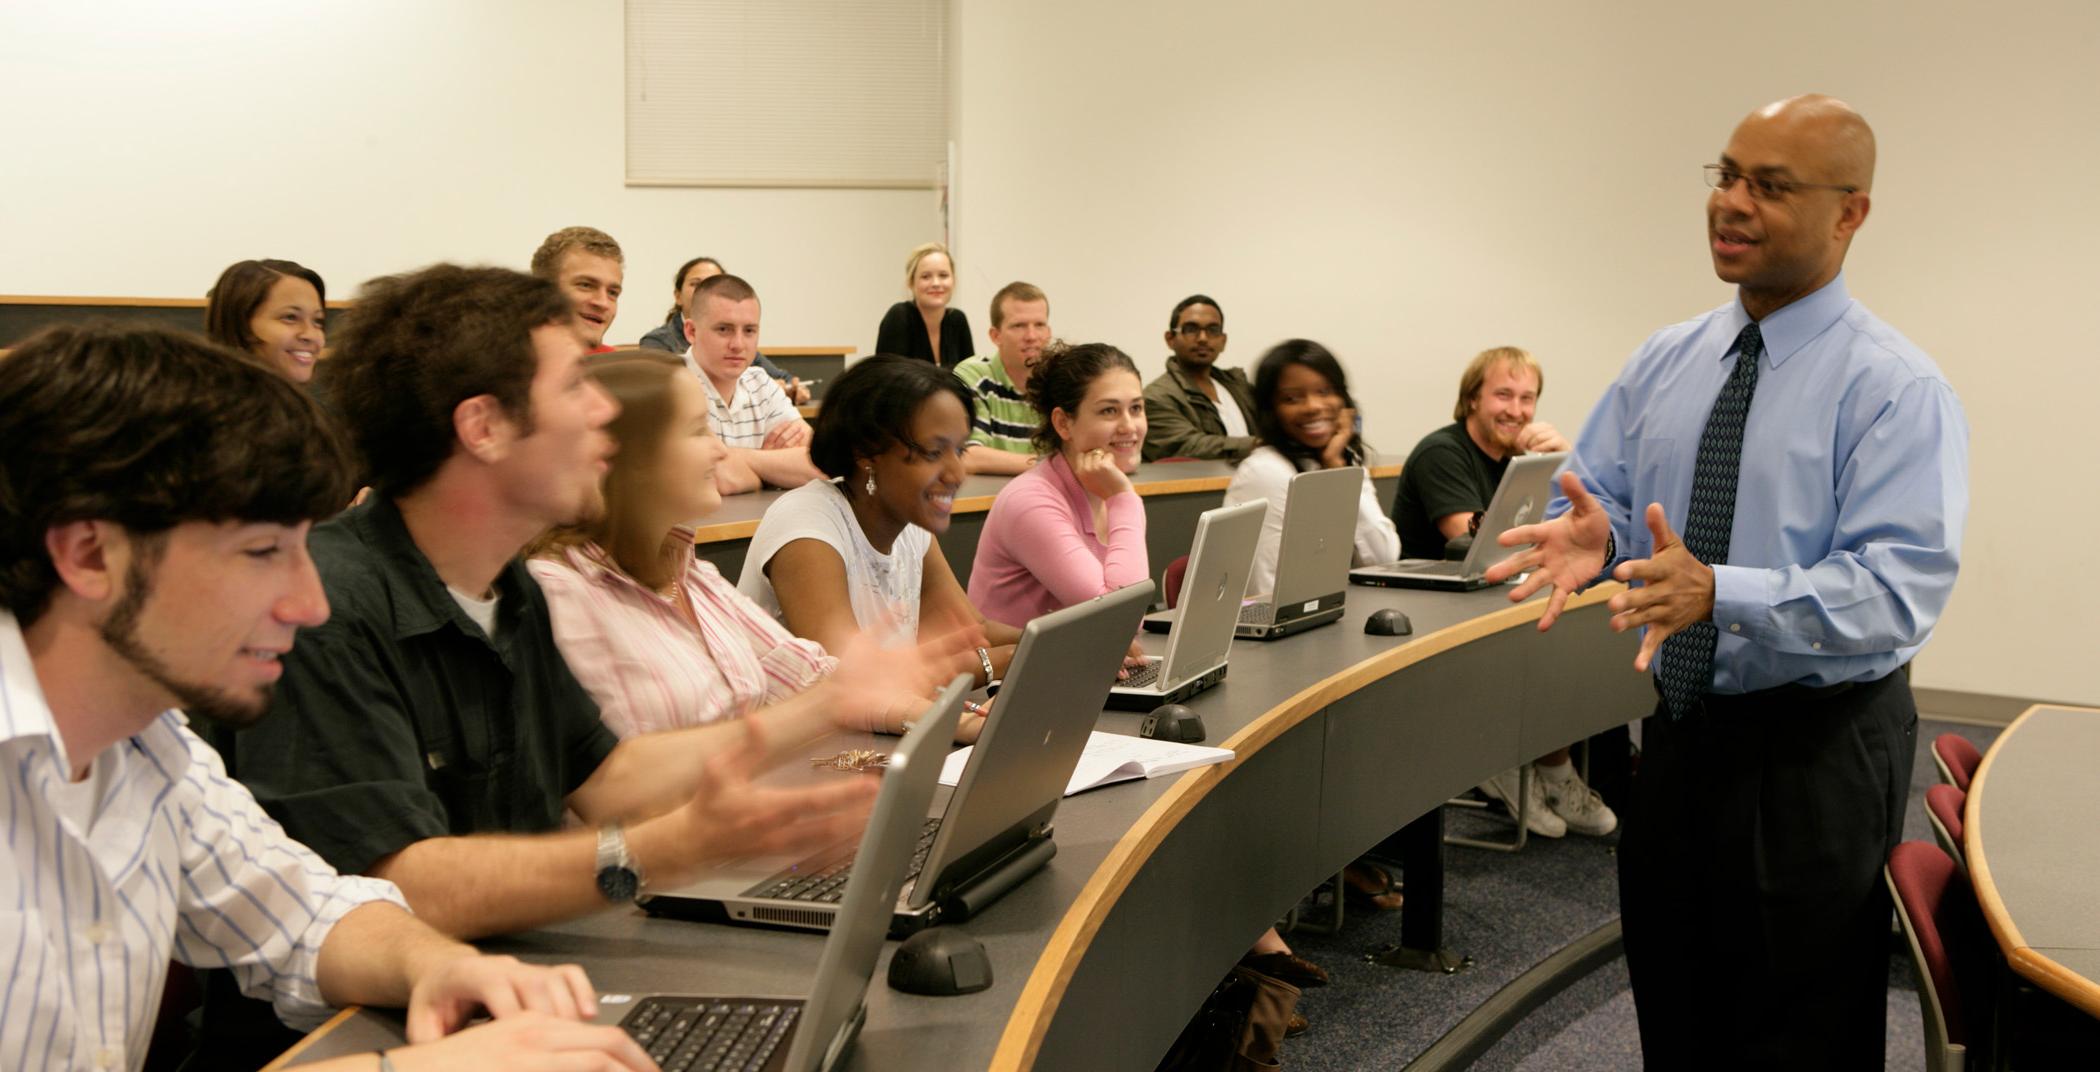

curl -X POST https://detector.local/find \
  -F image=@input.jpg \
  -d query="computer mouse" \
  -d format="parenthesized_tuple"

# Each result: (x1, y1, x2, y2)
(887, 926, 993, 996)
(1140, 703, 1207, 743)
(1365, 608, 1413, 636)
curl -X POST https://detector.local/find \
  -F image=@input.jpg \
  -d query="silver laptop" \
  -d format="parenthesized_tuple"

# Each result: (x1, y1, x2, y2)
(1113, 501, 1264, 709)
(1351, 452, 1565, 591)
(1235, 465, 1363, 639)
(599, 677, 968, 1072)
(645, 582, 1154, 937)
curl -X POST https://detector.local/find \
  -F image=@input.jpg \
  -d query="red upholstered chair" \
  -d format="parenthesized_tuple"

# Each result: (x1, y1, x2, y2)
(1925, 783, 1967, 873)
(1886, 841, 1995, 1072)
(1932, 733, 1982, 791)
(1164, 555, 1190, 610)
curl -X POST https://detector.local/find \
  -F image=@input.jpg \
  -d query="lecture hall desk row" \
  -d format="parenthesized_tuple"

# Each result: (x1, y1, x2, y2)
(276, 459, 1671, 1070)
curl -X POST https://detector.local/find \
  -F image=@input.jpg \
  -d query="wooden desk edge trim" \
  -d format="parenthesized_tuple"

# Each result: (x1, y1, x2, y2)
(987, 583, 1624, 1070)
(263, 1006, 360, 1070)
(2007, 947, 2100, 1019)
(1964, 702, 2100, 1015)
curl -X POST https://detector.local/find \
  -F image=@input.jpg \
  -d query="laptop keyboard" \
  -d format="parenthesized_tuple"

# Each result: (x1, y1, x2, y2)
(1237, 602, 1276, 626)
(621, 997, 799, 1072)
(1118, 658, 1161, 689)
(746, 817, 943, 903)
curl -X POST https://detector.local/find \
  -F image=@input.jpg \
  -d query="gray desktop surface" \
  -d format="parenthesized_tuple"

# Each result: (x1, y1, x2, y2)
(1969, 704, 2100, 1015)
(283, 582, 1646, 1070)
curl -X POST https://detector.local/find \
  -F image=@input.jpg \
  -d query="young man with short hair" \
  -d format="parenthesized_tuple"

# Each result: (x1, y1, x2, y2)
(949, 282, 1051, 475)
(1142, 294, 1258, 461)
(0, 325, 652, 1072)
(531, 225, 625, 352)
(682, 273, 822, 493)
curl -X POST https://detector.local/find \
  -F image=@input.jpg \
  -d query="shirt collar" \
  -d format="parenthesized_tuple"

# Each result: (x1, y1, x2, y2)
(563, 532, 697, 594)
(0, 610, 63, 754)
(1, 610, 187, 781)
(1727, 272, 1852, 370)
(342, 496, 533, 646)
(1163, 358, 1202, 394)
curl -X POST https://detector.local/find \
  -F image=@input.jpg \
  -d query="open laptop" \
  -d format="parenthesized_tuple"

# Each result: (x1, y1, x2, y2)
(600, 676, 968, 1072)
(645, 581, 1153, 937)
(1234, 465, 1364, 639)
(1112, 501, 1264, 709)
(1350, 452, 1565, 591)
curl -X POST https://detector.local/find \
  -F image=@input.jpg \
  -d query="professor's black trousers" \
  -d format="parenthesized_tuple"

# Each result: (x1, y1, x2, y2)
(1617, 670, 1915, 1071)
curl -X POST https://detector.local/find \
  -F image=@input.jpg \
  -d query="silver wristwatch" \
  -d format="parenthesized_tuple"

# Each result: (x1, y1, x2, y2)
(594, 823, 644, 903)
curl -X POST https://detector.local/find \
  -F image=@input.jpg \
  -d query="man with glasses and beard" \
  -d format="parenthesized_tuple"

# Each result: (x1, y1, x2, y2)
(1142, 294, 1259, 462)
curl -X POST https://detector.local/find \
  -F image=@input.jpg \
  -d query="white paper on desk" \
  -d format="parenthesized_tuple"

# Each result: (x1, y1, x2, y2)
(938, 731, 1234, 797)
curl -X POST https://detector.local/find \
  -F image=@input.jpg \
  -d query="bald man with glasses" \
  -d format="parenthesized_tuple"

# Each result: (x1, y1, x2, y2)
(1488, 94, 1969, 1067)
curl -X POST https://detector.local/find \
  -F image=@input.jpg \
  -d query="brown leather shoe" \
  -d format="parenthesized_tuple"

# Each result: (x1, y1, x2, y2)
(1285, 1011, 1310, 1038)
(1343, 861, 1404, 911)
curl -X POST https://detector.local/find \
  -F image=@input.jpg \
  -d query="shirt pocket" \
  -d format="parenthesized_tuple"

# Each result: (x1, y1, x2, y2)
(411, 704, 498, 832)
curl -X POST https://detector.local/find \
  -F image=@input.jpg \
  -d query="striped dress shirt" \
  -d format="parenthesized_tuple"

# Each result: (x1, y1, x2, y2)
(683, 356, 802, 448)
(529, 537, 837, 738)
(0, 613, 406, 1071)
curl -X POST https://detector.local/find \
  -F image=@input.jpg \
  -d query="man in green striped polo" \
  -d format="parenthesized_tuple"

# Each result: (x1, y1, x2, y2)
(952, 281, 1051, 475)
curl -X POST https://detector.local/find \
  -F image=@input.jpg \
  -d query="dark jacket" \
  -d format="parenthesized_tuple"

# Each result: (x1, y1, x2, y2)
(1142, 360, 1259, 461)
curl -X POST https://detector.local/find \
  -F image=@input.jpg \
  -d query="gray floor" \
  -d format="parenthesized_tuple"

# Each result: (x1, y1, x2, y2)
(1278, 718, 1999, 1071)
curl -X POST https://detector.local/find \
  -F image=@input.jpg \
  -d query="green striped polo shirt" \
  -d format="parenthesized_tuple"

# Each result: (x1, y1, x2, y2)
(951, 353, 1039, 456)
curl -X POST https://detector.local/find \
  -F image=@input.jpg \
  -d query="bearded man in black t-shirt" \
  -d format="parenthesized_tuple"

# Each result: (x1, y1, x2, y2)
(1392, 347, 1616, 840)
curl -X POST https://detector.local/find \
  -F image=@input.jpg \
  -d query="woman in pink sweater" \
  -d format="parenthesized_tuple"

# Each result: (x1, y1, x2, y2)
(968, 342, 1149, 624)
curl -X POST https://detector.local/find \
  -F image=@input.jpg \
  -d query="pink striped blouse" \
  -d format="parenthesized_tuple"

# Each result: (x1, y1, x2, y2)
(529, 533, 837, 738)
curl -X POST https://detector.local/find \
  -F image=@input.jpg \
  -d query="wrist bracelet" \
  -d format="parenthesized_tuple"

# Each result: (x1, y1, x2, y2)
(976, 646, 996, 685)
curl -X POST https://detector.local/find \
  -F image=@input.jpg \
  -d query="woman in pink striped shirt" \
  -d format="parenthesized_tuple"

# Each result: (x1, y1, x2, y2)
(530, 351, 910, 740)
(968, 342, 1150, 624)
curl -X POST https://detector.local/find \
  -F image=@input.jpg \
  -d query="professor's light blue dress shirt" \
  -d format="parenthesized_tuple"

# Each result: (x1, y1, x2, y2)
(1555, 274, 1969, 693)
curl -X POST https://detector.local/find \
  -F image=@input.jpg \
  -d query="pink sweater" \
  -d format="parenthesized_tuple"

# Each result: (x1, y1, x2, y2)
(968, 452, 1149, 625)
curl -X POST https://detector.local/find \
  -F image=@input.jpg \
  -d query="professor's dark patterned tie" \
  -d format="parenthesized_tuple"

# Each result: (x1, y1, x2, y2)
(1657, 322, 1763, 718)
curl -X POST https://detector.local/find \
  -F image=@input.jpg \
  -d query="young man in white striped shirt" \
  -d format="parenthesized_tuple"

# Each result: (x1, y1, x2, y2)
(681, 273, 822, 494)
(0, 326, 654, 1071)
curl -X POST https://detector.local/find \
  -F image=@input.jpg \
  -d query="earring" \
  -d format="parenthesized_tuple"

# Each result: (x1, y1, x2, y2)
(864, 469, 877, 495)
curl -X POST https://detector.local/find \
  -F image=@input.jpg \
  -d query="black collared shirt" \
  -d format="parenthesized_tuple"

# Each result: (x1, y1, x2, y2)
(207, 495, 618, 875)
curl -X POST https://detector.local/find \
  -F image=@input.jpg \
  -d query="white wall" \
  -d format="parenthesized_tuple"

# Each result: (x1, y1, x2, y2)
(951, 0, 2100, 704)
(0, 0, 940, 350)
(3, 1, 2094, 702)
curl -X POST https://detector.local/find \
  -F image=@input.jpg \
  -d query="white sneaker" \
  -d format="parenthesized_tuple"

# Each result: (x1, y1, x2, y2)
(1536, 764, 1618, 837)
(1479, 766, 1565, 838)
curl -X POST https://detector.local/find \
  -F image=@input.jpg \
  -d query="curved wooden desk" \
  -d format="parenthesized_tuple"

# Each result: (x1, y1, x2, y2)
(275, 582, 1649, 1070)
(1965, 703, 2100, 1020)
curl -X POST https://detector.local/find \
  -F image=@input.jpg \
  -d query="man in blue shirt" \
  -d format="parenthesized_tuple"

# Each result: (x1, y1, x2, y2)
(1488, 94, 1968, 1066)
